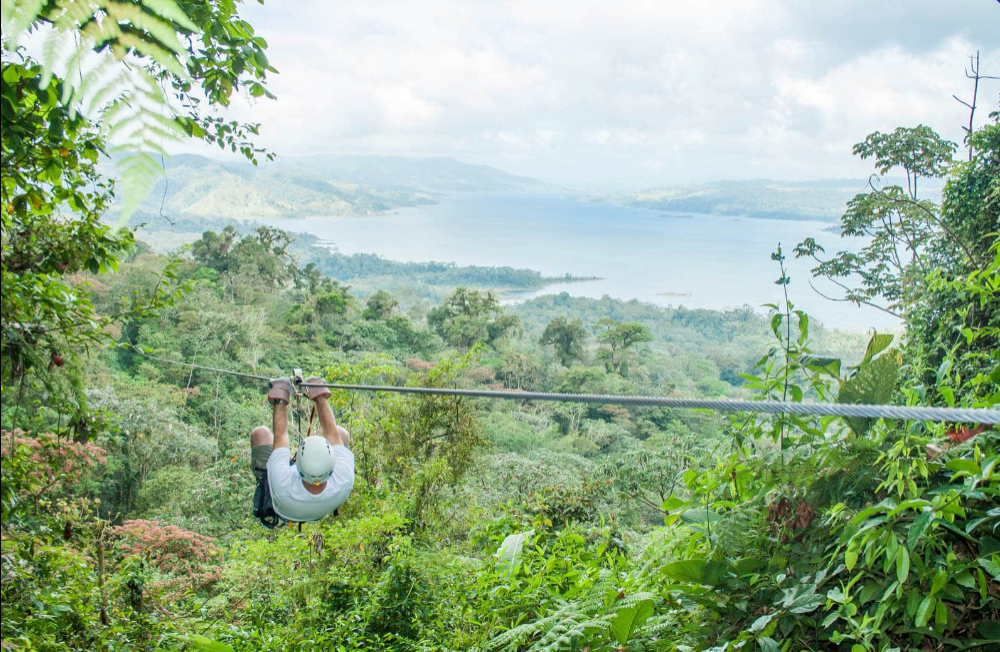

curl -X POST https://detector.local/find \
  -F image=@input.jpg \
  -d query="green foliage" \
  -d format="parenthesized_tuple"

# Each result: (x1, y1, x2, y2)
(539, 316, 588, 367)
(1, 0, 274, 436)
(905, 122, 1000, 403)
(853, 125, 957, 190)
(2, 0, 275, 215)
(364, 290, 399, 321)
(594, 318, 652, 376)
(837, 336, 902, 436)
(315, 248, 566, 289)
(2, 58, 130, 379)
(427, 286, 522, 349)
(796, 121, 990, 322)
(638, 282, 1000, 651)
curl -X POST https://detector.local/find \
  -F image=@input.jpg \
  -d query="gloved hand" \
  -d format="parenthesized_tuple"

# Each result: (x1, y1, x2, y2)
(302, 376, 332, 401)
(267, 378, 293, 405)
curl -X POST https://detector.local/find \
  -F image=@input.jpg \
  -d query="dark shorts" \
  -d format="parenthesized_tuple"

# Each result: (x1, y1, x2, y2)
(251, 444, 273, 481)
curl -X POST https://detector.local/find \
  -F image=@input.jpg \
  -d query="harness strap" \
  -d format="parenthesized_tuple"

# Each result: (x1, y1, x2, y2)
(306, 405, 316, 437)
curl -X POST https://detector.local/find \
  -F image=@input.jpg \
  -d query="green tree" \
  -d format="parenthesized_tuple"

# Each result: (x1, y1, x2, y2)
(1, 59, 132, 381)
(363, 290, 399, 321)
(798, 112, 998, 402)
(794, 125, 983, 318)
(906, 118, 999, 401)
(594, 318, 653, 375)
(427, 287, 521, 349)
(539, 317, 588, 367)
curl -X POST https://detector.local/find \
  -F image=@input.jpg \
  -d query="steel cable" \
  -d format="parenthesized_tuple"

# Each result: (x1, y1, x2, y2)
(129, 345, 1000, 424)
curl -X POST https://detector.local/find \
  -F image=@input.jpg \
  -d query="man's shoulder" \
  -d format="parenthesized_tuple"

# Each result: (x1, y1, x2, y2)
(266, 447, 294, 482)
(267, 446, 291, 464)
(330, 444, 354, 461)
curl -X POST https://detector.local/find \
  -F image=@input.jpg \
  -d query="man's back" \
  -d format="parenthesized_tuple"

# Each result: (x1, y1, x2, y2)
(266, 446, 354, 522)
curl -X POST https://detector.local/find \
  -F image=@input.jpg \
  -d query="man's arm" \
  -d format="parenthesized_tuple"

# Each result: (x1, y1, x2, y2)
(272, 402, 290, 450)
(314, 396, 347, 447)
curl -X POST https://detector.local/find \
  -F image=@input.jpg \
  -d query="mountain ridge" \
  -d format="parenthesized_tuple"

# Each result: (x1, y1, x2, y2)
(599, 177, 945, 222)
(141, 153, 552, 220)
(141, 154, 937, 223)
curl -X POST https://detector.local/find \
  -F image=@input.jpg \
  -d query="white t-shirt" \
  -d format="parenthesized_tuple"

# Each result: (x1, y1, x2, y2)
(266, 445, 354, 522)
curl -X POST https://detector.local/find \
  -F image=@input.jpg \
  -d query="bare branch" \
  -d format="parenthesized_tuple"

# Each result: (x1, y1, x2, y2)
(807, 279, 901, 318)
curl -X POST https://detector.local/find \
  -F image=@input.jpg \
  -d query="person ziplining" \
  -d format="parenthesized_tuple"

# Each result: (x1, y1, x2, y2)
(250, 377, 354, 527)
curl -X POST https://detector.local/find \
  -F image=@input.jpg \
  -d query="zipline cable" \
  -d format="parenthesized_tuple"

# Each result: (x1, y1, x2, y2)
(300, 383, 1000, 424)
(128, 346, 1000, 425)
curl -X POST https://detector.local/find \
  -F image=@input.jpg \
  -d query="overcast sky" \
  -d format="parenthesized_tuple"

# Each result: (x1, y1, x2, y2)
(221, 0, 1000, 188)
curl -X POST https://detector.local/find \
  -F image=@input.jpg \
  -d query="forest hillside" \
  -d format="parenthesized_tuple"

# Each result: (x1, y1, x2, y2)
(2, 2, 998, 652)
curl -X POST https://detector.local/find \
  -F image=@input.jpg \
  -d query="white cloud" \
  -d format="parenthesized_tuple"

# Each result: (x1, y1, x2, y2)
(209, 0, 1000, 187)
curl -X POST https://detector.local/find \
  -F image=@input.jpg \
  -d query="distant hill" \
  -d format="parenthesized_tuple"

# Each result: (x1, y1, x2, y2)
(288, 154, 550, 193)
(601, 179, 887, 222)
(137, 154, 550, 220)
(136, 156, 936, 224)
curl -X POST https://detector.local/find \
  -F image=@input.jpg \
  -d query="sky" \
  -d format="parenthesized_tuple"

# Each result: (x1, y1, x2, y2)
(217, 0, 1000, 188)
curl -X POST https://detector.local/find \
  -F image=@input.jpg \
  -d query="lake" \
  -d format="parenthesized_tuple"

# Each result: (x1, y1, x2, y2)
(275, 192, 896, 332)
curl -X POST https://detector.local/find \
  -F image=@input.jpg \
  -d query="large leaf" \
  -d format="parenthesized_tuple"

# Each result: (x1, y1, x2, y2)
(801, 355, 842, 377)
(914, 596, 935, 628)
(679, 508, 723, 532)
(895, 546, 910, 584)
(183, 635, 235, 652)
(979, 555, 1000, 581)
(908, 511, 935, 548)
(759, 636, 780, 652)
(781, 585, 825, 614)
(749, 613, 775, 633)
(661, 559, 709, 584)
(661, 559, 727, 586)
(861, 332, 894, 365)
(610, 599, 654, 645)
(838, 348, 902, 435)
(977, 621, 1000, 640)
(496, 530, 533, 568)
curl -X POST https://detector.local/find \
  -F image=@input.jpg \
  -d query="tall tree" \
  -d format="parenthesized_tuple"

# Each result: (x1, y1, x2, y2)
(363, 290, 399, 321)
(427, 287, 521, 349)
(540, 316, 588, 367)
(794, 125, 978, 318)
(594, 318, 652, 375)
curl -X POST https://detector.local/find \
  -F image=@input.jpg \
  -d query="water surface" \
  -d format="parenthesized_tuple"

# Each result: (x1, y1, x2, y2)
(276, 193, 894, 331)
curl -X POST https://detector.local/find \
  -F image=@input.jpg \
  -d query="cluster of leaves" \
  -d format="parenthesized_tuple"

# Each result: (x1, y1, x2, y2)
(428, 287, 522, 349)
(2, 0, 277, 214)
(111, 519, 222, 600)
(1, 429, 106, 522)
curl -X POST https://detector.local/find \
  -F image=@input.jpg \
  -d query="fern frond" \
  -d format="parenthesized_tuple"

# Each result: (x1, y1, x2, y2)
(481, 568, 670, 652)
(482, 613, 564, 652)
(636, 613, 677, 638)
(4, 0, 198, 219)
(142, 0, 196, 31)
(1, 0, 46, 48)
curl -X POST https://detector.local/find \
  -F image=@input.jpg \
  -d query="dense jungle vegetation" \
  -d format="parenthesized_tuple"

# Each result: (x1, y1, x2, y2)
(1, 2, 998, 651)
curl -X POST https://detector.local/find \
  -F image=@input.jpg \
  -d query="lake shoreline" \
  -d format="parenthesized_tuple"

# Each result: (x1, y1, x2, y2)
(271, 192, 898, 332)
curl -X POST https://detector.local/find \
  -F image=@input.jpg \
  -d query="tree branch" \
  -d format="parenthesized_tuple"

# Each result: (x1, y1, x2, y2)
(807, 279, 901, 318)
(867, 184, 983, 269)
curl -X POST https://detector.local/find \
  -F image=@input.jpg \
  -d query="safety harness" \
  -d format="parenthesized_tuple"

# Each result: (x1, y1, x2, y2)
(252, 469, 281, 529)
